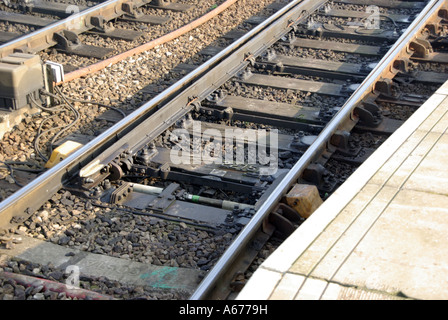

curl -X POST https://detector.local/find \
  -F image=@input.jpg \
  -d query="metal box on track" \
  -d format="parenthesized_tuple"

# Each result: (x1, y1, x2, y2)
(0, 53, 45, 111)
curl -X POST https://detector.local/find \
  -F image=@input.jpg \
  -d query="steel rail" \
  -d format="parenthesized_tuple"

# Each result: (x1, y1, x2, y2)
(189, 0, 445, 300)
(78, 0, 330, 181)
(0, 0, 321, 226)
(0, 0, 151, 57)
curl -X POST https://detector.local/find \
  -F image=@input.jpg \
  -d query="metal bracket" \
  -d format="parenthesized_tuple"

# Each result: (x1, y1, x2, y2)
(374, 78, 394, 97)
(244, 52, 256, 66)
(408, 37, 433, 59)
(148, 0, 169, 7)
(239, 69, 253, 81)
(264, 48, 277, 62)
(354, 100, 382, 127)
(268, 203, 303, 239)
(329, 130, 361, 156)
(211, 107, 234, 121)
(135, 143, 158, 165)
(423, 11, 446, 36)
(80, 150, 134, 189)
(90, 15, 115, 33)
(301, 163, 338, 194)
(108, 161, 124, 181)
(393, 57, 414, 74)
(122, 2, 142, 19)
(147, 183, 179, 212)
(53, 29, 114, 58)
(256, 50, 284, 73)
(286, 33, 296, 47)
(206, 90, 227, 104)
(200, 105, 234, 121)
(186, 96, 201, 111)
(54, 30, 81, 51)
(109, 181, 133, 204)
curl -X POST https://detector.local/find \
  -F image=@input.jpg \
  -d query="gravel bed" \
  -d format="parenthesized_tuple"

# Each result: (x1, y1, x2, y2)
(0, 256, 190, 299)
(393, 82, 439, 97)
(11, 189, 239, 271)
(379, 102, 418, 121)
(0, 187, 242, 300)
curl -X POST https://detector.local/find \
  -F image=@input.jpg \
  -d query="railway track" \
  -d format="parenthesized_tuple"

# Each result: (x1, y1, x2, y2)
(0, 0, 447, 301)
(0, 0, 194, 58)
